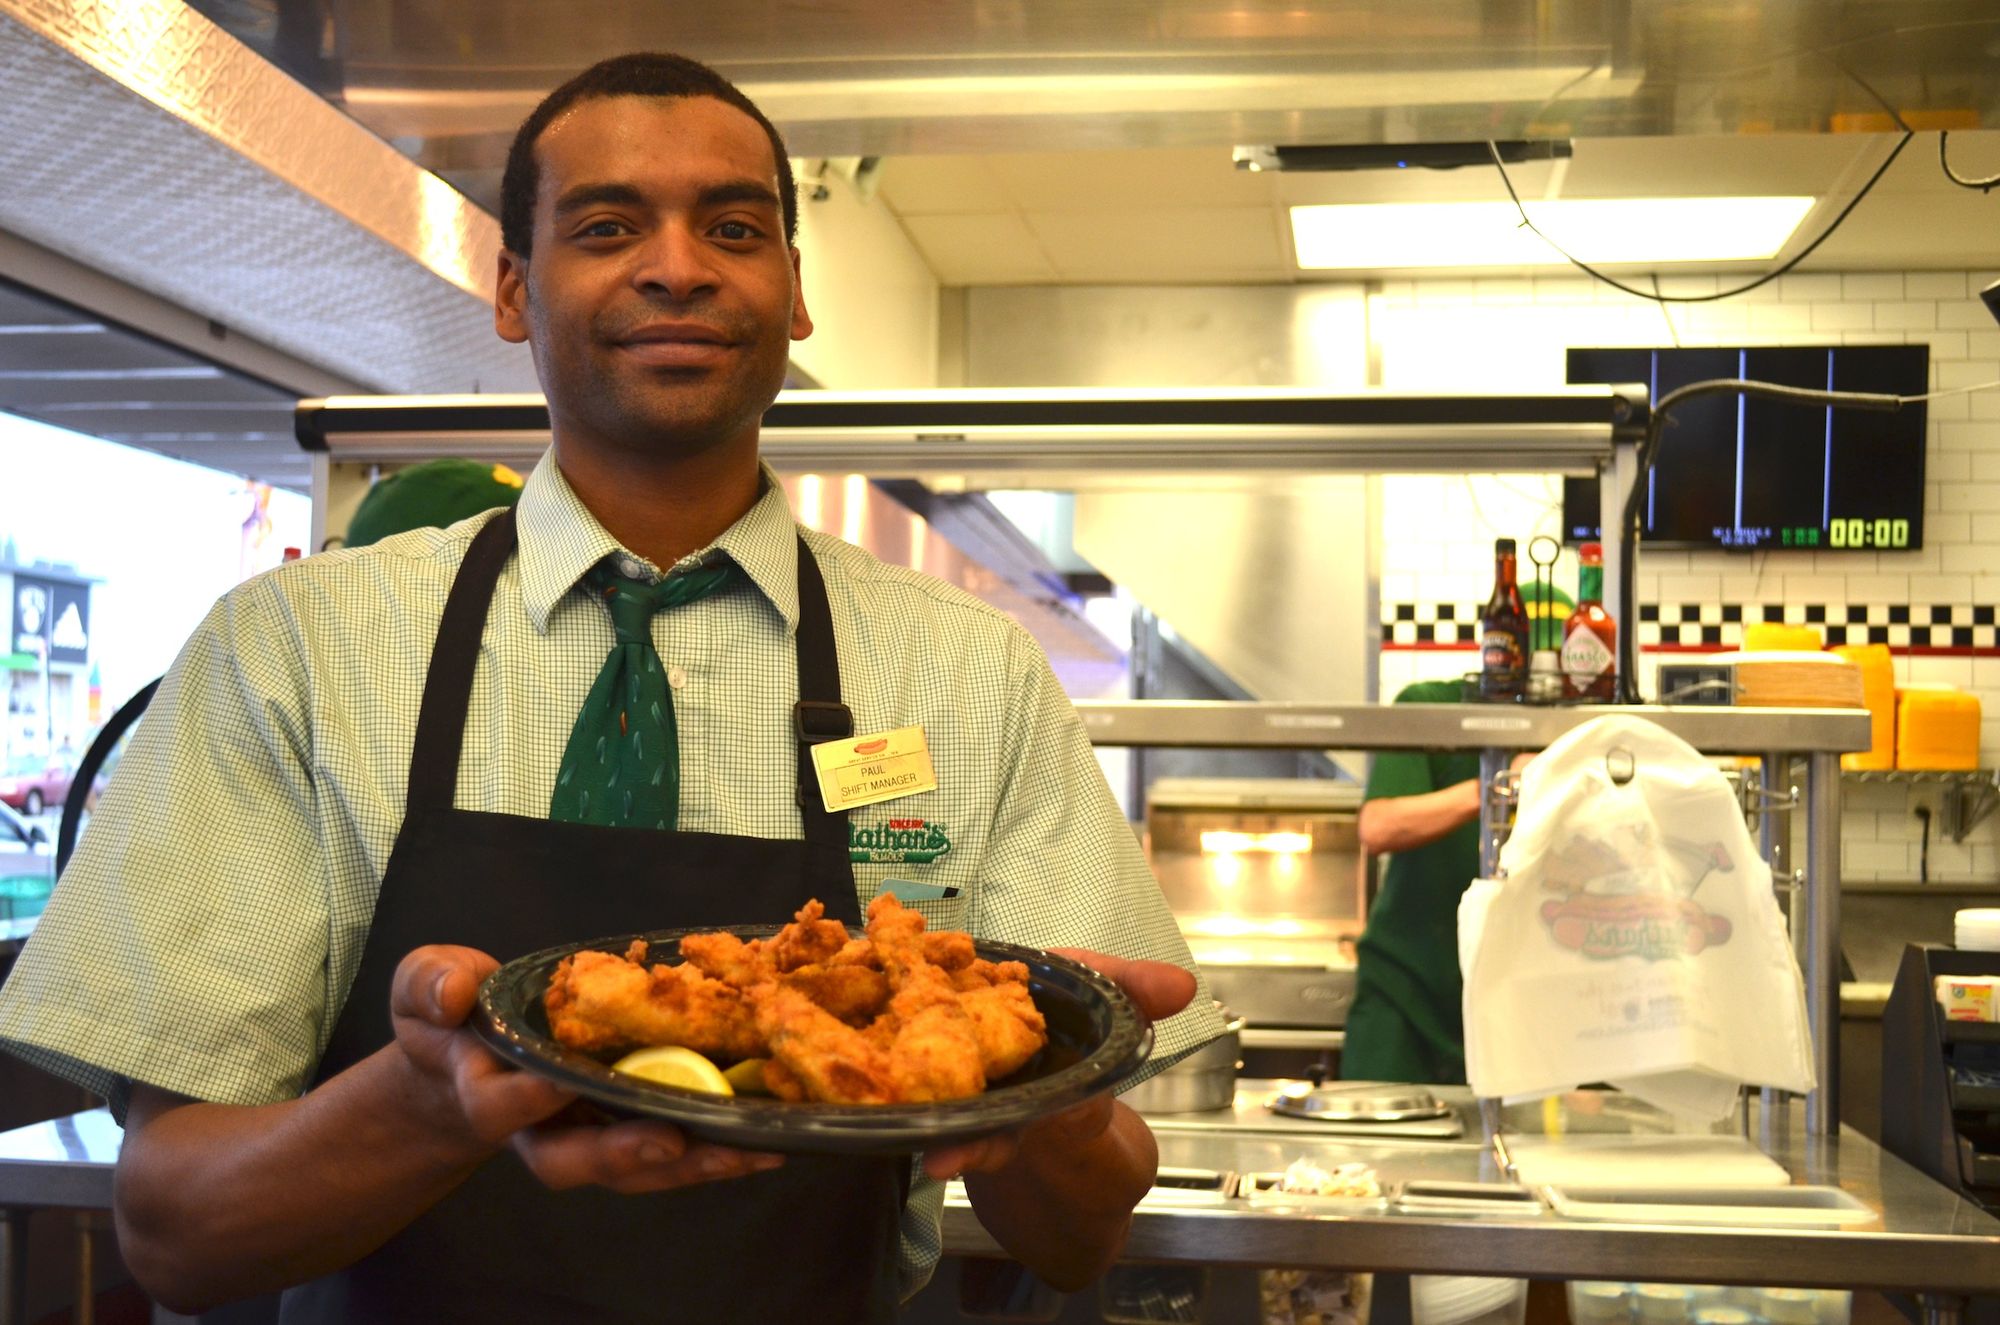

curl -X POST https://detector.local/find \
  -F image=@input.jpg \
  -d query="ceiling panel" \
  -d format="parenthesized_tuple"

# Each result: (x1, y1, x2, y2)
(899, 213, 1059, 285)
(1026, 207, 1288, 283)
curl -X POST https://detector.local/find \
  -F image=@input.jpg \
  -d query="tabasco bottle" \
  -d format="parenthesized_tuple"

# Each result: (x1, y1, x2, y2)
(1479, 538, 1530, 700)
(1562, 542, 1617, 701)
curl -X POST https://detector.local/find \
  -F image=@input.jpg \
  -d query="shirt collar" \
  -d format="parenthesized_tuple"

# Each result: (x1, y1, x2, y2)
(515, 452, 802, 635)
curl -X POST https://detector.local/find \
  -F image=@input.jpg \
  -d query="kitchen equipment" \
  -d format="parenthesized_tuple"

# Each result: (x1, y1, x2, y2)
(1268, 1081, 1453, 1123)
(1395, 1181, 1544, 1216)
(1540, 1183, 1876, 1227)
(1123, 1004, 1243, 1114)
(1504, 1134, 1790, 1189)
(1147, 777, 1365, 955)
(1957, 910, 2000, 953)
(1882, 942, 2000, 1214)
(1656, 651, 1864, 708)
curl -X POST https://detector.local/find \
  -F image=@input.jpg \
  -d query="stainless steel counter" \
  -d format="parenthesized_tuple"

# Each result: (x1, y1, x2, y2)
(5, 1082, 1995, 1312)
(941, 1084, 2000, 1298)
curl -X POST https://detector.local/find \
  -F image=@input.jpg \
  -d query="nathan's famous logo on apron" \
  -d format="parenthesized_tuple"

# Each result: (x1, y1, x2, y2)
(1535, 825, 1735, 961)
(849, 818, 951, 864)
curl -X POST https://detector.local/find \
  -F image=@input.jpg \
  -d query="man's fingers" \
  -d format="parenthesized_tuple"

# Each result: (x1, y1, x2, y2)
(923, 1132, 1018, 1180)
(390, 945, 501, 1027)
(513, 1122, 784, 1194)
(1049, 948, 1197, 1022)
(1038, 1091, 1116, 1145)
(446, 1036, 576, 1138)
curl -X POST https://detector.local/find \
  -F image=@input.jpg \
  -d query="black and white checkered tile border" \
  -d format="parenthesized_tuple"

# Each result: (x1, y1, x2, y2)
(1381, 602, 2000, 652)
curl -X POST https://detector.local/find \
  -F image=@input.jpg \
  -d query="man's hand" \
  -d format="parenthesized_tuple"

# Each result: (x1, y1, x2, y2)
(389, 945, 783, 1194)
(921, 950, 1198, 1289)
(922, 949, 1195, 1181)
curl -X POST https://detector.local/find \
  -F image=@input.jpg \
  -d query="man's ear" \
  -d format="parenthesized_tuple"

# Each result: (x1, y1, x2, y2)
(495, 250, 529, 344)
(789, 246, 814, 342)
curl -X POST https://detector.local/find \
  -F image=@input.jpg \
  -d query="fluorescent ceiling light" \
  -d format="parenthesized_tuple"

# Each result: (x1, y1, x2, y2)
(1291, 196, 1817, 269)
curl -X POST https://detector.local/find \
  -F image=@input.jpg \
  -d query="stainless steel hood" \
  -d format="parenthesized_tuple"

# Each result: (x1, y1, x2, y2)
(297, 386, 1649, 727)
(185, 0, 2000, 212)
(296, 386, 1648, 480)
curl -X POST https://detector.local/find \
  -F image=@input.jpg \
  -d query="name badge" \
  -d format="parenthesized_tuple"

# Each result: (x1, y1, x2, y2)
(811, 724, 938, 812)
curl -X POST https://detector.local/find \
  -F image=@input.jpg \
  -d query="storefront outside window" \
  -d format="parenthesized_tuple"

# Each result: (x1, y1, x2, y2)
(0, 409, 309, 920)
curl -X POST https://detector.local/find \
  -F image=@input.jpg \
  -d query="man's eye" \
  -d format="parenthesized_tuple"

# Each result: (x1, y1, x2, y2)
(580, 220, 627, 239)
(714, 221, 761, 241)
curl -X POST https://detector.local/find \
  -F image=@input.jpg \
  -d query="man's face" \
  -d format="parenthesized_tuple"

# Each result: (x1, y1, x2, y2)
(495, 94, 811, 461)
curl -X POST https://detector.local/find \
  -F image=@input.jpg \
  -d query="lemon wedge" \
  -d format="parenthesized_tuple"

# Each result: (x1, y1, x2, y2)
(611, 1046, 733, 1096)
(722, 1057, 772, 1096)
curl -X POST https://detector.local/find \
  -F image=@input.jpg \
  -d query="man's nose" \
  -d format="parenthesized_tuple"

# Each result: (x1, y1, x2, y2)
(629, 223, 719, 300)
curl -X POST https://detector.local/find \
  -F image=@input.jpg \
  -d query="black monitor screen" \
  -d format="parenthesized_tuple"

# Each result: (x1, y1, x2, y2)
(1562, 344, 1928, 551)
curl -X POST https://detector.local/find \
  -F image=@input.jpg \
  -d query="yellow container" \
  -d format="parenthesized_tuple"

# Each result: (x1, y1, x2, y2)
(1895, 686, 1981, 770)
(1830, 644, 1895, 770)
(1743, 623, 1823, 653)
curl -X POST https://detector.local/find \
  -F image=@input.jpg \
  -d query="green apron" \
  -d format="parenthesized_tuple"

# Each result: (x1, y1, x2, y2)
(1342, 680, 1481, 1086)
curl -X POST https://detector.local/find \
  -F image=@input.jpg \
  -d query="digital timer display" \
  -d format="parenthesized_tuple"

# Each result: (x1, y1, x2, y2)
(1562, 344, 1928, 552)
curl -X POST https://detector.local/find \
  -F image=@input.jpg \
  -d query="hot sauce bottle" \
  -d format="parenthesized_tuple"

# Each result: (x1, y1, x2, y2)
(1479, 538, 1529, 700)
(1561, 542, 1617, 701)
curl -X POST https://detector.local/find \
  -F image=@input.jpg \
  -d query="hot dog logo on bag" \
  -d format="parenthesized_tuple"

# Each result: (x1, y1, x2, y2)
(1536, 824, 1735, 961)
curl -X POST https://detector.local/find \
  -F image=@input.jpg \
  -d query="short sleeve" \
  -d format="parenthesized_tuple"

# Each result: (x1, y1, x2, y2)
(1365, 681, 1462, 803)
(0, 575, 334, 1119)
(970, 629, 1228, 1084)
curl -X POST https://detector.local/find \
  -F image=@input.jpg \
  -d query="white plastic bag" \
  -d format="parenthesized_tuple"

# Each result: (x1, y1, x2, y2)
(1459, 715, 1816, 1121)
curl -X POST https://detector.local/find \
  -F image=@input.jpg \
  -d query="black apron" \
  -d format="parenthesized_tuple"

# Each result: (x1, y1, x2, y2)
(279, 508, 906, 1324)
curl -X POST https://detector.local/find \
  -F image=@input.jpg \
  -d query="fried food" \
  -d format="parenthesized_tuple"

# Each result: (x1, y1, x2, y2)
(545, 944, 763, 1061)
(542, 895, 1049, 1104)
(749, 984, 897, 1104)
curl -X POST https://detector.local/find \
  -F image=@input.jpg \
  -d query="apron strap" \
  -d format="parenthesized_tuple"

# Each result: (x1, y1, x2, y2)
(791, 533, 853, 856)
(406, 506, 517, 814)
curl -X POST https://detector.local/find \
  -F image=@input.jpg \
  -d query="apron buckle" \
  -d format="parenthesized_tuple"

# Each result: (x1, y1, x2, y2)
(793, 700, 854, 743)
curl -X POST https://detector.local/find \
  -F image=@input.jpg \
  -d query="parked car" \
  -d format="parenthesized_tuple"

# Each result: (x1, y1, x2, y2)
(0, 753, 78, 815)
(0, 799, 54, 923)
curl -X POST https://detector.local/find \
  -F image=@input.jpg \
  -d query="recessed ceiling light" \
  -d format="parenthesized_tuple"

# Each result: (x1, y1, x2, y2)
(1290, 196, 1817, 269)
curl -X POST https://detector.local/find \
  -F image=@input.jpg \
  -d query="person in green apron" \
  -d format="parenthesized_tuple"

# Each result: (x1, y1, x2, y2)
(1342, 679, 1484, 1085)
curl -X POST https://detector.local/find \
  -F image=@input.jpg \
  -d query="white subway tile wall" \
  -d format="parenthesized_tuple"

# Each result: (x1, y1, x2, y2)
(1370, 268, 2000, 883)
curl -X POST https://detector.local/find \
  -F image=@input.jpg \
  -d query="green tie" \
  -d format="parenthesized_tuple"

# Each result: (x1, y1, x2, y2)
(550, 557, 741, 828)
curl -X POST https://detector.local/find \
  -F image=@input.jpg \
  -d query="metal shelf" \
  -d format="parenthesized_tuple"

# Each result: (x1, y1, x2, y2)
(1071, 701, 1870, 754)
(1845, 769, 1995, 784)
(1844, 769, 1998, 843)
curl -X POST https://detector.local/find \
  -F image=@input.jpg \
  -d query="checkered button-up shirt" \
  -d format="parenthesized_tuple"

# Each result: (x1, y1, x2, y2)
(0, 452, 1224, 1295)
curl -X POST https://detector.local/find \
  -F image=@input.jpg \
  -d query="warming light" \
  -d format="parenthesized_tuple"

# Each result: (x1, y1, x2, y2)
(1200, 830, 1314, 855)
(1290, 196, 1817, 270)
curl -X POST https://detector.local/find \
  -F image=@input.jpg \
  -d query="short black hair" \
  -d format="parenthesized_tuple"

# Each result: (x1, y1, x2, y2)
(500, 52, 797, 257)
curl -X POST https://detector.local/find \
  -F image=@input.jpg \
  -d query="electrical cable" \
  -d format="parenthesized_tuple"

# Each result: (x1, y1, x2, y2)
(1487, 132, 1914, 304)
(1616, 370, 2000, 701)
(1616, 378, 1904, 704)
(1939, 131, 2000, 193)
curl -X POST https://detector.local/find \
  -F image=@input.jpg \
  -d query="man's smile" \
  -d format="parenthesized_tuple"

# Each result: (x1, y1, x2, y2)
(611, 320, 736, 368)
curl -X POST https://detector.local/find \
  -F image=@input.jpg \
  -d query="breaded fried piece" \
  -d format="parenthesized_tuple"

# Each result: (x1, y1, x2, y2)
(676, 931, 773, 987)
(780, 963, 891, 1024)
(949, 957, 1031, 992)
(762, 1056, 807, 1102)
(958, 981, 1047, 1080)
(921, 930, 976, 971)
(751, 984, 897, 1104)
(881, 970, 986, 1102)
(545, 948, 763, 1061)
(766, 899, 852, 972)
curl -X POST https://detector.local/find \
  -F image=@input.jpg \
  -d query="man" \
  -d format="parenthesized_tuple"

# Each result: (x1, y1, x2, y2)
(0, 53, 1220, 1321)
(1343, 680, 1529, 1085)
